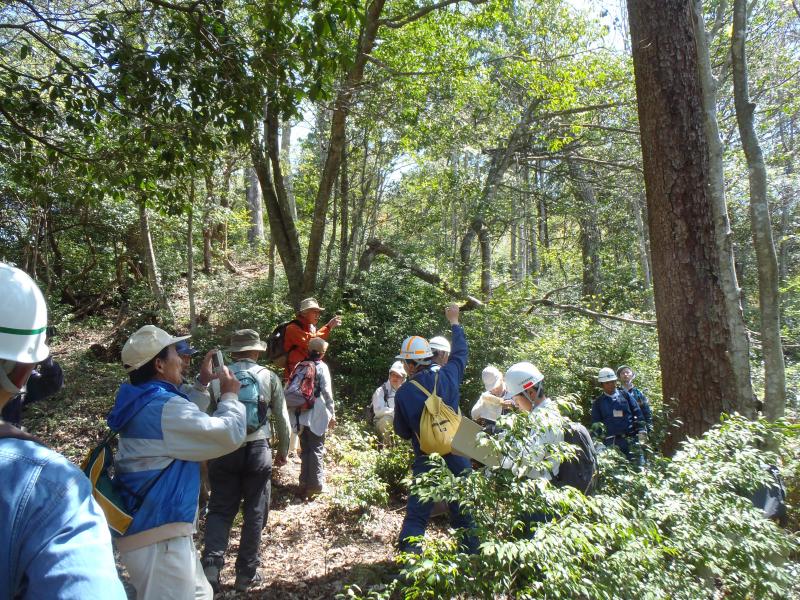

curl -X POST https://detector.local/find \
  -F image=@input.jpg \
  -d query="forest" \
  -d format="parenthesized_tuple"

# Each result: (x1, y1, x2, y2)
(1, 0, 799, 597)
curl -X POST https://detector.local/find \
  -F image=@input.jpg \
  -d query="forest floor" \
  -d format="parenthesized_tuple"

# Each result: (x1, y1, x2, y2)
(24, 318, 443, 599)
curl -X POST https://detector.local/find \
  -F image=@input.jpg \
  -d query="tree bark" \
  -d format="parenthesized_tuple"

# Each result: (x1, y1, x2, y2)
(690, 0, 754, 413)
(337, 144, 351, 288)
(731, 0, 785, 419)
(476, 219, 492, 300)
(280, 120, 297, 221)
(138, 199, 174, 322)
(627, 0, 745, 453)
(302, 0, 387, 295)
(245, 167, 265, 247)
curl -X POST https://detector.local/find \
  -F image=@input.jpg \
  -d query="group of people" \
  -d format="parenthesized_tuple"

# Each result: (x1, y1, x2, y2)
(365, 304, 653, 553)
(1, 258, 656, 598)
(0, 260, 346, 599)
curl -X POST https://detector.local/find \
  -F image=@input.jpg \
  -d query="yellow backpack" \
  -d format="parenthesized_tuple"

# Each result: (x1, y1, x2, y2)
(410, 372, 462, 455)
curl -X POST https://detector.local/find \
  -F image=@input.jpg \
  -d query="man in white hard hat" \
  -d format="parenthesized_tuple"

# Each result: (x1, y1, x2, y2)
(502, 362, 564, 481)
(591, 367, 646, 457)
(393, 304, 477, 554)
(429, 336, 451, 367)
(370, 360, 406, 445)
(107, 325, 247, 600)
(0, 262, 127, 599)
(283, 297, 341, 382)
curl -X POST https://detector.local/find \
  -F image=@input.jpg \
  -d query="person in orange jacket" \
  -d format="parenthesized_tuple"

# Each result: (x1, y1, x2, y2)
(282, 298, 341, 381)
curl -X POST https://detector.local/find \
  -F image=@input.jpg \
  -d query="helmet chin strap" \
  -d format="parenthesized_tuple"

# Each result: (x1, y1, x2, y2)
(0, 361, 23, 395)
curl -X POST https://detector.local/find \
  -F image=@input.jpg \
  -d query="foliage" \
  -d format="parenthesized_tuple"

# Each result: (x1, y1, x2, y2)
(344, 414, 799, 599)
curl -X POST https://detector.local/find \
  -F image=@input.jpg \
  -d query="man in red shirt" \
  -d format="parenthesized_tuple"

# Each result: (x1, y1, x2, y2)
(283, 298, 341, 381)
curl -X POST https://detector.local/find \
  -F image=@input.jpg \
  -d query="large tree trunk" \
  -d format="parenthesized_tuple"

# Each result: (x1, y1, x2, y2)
(246, 167, 265, 247)
(569, 161, 602, 303)
(280, 120, 297, 221)
(302, 0, 387, 295)
(627, 0, 744, 453)
(731, 0, 785, 419)
(138, 199, 174, 322)
(337, 145, 351, 289)
(690, 0, 754, 413)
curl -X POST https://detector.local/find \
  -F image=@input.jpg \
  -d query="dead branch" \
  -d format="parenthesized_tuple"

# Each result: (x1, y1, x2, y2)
(527, 298, 656, 327)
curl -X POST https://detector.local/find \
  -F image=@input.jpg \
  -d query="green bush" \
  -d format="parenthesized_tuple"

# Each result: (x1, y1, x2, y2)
(374, 436, 413, 497)
(344, 414, 799, 599)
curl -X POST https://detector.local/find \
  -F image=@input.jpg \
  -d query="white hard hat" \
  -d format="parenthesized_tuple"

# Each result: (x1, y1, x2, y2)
(0, 263, 50, 364)
(429, 336, 451, 353)
(597, 367, 618, 383)
(505, 362, 544, 397)
(482, 365, 503, 392)
(389, 360, 406, 377)
(396, 336, 433, 361)
(122, 325, 190, 372)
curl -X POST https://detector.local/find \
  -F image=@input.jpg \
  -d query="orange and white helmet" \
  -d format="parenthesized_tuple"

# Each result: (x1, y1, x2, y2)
(396, 336, 433, 361)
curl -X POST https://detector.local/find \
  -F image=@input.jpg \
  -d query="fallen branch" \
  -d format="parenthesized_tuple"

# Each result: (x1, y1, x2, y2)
(356, 239, 484, 310)
(527, 298, 656, 327)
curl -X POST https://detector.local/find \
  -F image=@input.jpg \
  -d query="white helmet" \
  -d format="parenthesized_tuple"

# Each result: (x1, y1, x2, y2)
(429, 336, 451, 353)
(0, 263, 50, 364)
(482, 365, 503, 392)
(505, 362, 544, 397)
(389, 360, 406, 377)
(396, 336, 433, 361)
(597, 367, 617, 383)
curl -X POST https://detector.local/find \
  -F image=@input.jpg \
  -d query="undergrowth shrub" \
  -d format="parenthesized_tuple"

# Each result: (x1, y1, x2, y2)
(341, 414, 799, 599)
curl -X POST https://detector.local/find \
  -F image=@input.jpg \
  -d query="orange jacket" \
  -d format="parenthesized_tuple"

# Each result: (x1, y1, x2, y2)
(283, 316, 331, 381)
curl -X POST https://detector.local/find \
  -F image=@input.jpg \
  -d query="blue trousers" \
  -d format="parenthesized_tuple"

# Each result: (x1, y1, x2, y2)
(398, 453, 478, 554)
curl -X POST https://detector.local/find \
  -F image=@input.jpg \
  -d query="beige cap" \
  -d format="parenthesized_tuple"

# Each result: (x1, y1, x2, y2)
(389, 360, 406, 377)
(227, 329, 267, 352)
(482, 365, 503, 392)
(122, 325, 190, 372)
(308, 336, 328, 353)
(299, 297, 325, 313)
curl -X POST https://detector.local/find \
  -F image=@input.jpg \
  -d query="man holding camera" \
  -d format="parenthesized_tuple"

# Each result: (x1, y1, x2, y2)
(108, 325, 246, 600)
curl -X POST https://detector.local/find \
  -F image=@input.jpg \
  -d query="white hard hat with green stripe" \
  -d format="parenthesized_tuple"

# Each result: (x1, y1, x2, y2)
(0, 262, 50, 364)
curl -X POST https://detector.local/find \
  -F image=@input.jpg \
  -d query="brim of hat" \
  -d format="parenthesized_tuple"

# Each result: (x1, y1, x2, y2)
(301, 306, 325, 312)
(483, 377, 501, 392)
(227, 342, 267, 352)
(124, 334, 191, 372)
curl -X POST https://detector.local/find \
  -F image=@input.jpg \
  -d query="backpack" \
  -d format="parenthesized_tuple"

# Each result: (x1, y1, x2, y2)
(285, 360, 319, 411)
(364, 382, 391, 423)
(552, 421, 598, 495)
(266, 319, 301, 368)
(409, 373, 462, 455)
(231, 365, 270, 434)
(80, 430, 173, 537)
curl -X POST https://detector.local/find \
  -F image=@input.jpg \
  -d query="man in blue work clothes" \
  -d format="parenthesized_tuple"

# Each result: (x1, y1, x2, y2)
(591, 367, 647, 458)
(393, 303, 478, 554)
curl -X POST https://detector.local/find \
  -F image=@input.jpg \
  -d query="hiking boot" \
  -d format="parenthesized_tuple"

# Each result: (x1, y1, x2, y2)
(203, 564, 221, 594)
(234, 571, 263, 592)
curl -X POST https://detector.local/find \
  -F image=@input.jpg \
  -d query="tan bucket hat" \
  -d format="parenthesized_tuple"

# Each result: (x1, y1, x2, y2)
(122, 325, 190, 372)
(227, 329, 267, 352)
(298, 297, 325, 313)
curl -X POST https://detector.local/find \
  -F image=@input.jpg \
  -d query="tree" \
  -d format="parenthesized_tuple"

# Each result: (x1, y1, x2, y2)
(731, 0, 786, 419)
(626, 0, 749, 452)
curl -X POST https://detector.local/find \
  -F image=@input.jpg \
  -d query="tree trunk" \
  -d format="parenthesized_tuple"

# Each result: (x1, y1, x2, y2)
(138, 199, 174, 322)
(246, 167, 265, 247)
(476, 219, 492, 300)
(525, 164, 539, 277)
(632, 191, 652, 292)
(302, 0, 387, 295)
(731, 0, 785, 419)
(187, 182, 197, 333)
(690, 0, 754, 413)
(337, 145, 351, 289)
(627, 0, 744, 453)
(281, 120, 297, 221)
(569, 161, 602, 303)
(459, 227, 477, 295)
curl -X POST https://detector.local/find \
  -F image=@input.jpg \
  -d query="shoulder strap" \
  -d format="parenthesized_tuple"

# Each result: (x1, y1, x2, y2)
(409, 372, 438, 397)
(0, 422, 47, 447)
(382, 382, 391, 407)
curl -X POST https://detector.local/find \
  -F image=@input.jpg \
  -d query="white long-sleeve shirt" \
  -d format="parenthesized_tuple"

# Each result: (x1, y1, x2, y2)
(297, 360, 335, 436)
(500, 397, 563, 480)
(371, 381, 397, 420)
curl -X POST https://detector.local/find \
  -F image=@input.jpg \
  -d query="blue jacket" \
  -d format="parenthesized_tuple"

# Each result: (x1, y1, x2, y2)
(394, 324, 467, 457)
(0, 437, 126, 599)
(591, 389, 646, 438)
(624, 386, 653, 431)
(107, 380, 246, 541)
